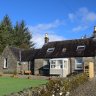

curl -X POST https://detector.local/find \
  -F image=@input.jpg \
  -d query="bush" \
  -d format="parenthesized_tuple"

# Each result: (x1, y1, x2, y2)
(44, 73, 88, 96)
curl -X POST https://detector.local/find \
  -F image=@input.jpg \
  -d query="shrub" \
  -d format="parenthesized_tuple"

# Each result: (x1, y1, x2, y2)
(44, 73, 88, 95)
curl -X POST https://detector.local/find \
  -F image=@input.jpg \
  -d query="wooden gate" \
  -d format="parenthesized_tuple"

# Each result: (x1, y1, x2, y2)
(84, 62, 94, 79)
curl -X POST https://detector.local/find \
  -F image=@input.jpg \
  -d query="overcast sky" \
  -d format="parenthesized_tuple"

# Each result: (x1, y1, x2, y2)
(0, 0, 96, 48)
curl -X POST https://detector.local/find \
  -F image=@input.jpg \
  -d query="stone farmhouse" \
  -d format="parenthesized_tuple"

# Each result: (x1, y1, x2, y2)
(0, 27, 96, 77)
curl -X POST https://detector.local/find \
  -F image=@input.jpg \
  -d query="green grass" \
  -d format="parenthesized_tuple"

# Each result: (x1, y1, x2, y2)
(0, 77, 48, 96)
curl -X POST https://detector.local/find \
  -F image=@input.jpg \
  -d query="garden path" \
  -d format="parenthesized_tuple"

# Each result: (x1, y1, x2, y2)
(70, 77, 96, 96)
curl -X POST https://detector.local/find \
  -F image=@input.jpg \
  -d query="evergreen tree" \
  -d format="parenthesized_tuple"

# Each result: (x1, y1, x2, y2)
(0, 15, 13, 53)
(0, 15, 34, 53)
(13, 20, 34, 49)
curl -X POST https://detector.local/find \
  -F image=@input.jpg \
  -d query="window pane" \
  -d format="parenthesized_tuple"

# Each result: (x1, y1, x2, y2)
(57, 60, 62, 64)
(77, 46, 85, 52)
(75, 58, 83, 69)
(51, 60, 56, 64)
(76, 58, 83, 63)
(47, 48, 55, 52)
(60, 64, 63, 68)
(4, 58, 7, 68)
(77, 64, 82, 68)
(51, 65, 56, 68)
(57, 60, 63, 69)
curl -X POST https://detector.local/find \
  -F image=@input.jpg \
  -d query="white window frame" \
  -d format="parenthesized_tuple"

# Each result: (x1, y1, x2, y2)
(77, 45, 85, 51)
(50, 58, 68, 69)
(47, 48, 55, 53)
(75, 58, 83, 70)
(57, 60, 63, 69)
(50, 60, 56, 69)
(4, 58, 8, 68)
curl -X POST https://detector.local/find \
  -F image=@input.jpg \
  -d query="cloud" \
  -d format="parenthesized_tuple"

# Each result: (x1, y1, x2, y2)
(29, 19, 64, 33)
(68, 13, 75, 22)
(29, 19, 65, 48)
(32, 33, 65, 48)
(68, 7, 96, 23)
(72, 25, 88, 32)
(68, 7, 96, 32)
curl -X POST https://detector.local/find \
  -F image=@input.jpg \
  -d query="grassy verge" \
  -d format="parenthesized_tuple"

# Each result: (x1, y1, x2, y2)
(0, 77, 47, 96)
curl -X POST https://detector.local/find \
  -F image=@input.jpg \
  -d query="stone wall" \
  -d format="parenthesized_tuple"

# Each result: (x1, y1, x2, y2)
(70, 57, 94, 73)
(34, 59, 43, 75)
(16, 62, 29, 74)
(0, 46, 17, 73)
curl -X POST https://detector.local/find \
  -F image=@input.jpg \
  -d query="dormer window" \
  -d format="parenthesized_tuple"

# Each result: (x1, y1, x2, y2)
(47, 48, 55, 53)
(77, 45, 85, 51)
(62, 48, 67, 52)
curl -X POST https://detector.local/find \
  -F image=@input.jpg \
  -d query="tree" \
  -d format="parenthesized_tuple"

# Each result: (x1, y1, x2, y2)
(13, 20, 34, 49)
(0, 15, 13, 53)
(0, 15, 34, 53)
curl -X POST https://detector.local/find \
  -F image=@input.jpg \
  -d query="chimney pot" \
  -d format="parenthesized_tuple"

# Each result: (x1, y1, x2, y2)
(44, 33, 49, 44)
(94, 26, 96, 32)
(45, 33, 48, 38)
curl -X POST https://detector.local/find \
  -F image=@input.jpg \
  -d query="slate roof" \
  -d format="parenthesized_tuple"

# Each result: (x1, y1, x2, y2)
(10, 47, 22, 61)
(36, 38, 96, 58)
(9, 38, 96, 60)
(9, 47, 40, 61)
(21, 49, 40, 61)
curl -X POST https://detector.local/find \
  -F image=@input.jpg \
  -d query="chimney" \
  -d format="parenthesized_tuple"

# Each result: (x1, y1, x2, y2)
(44, 33, 49, 44)
(93, 26, 96, 38)
(94, 26, 96, 32)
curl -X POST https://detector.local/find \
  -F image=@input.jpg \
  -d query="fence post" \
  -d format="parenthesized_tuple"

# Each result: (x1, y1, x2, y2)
(89, 62, 94, 79)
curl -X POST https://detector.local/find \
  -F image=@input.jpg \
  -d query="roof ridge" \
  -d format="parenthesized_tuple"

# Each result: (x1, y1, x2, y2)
(47, 38, 91, 43)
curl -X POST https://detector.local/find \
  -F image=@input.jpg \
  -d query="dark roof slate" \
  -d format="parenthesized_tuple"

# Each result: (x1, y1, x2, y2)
(21, 49, 40, 61)
(36, 38, 96, 58)
(9, 38, 96, 60)
(9, 47, 40, 61)
(10, 47, 22, 61)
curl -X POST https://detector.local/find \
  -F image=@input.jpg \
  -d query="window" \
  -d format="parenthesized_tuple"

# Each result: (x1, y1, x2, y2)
(75, 58, 83, 69)
(77, 45, 85, 51)
(28, 62, 30, 70)
(60, 64, 63, 68)
(51, 60, 56, 64)
(50, 59, 64, 69)
(4, 58, 8, 68)
(47, 48, 55, 53)
(62, 48, 67, 52)
(57, 60, 63, 69)
(51, 65, 56, 68)
(50, 60, 56, 69)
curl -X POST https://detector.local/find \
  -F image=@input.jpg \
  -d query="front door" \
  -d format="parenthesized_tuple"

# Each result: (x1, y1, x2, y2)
(62, 59, 69, 77)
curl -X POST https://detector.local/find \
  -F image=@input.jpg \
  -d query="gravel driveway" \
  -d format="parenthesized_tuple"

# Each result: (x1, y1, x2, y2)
(70, 78, 96, 96)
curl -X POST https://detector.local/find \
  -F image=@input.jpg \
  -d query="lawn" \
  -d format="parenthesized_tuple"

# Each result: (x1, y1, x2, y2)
(0, 77, 48, 96)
